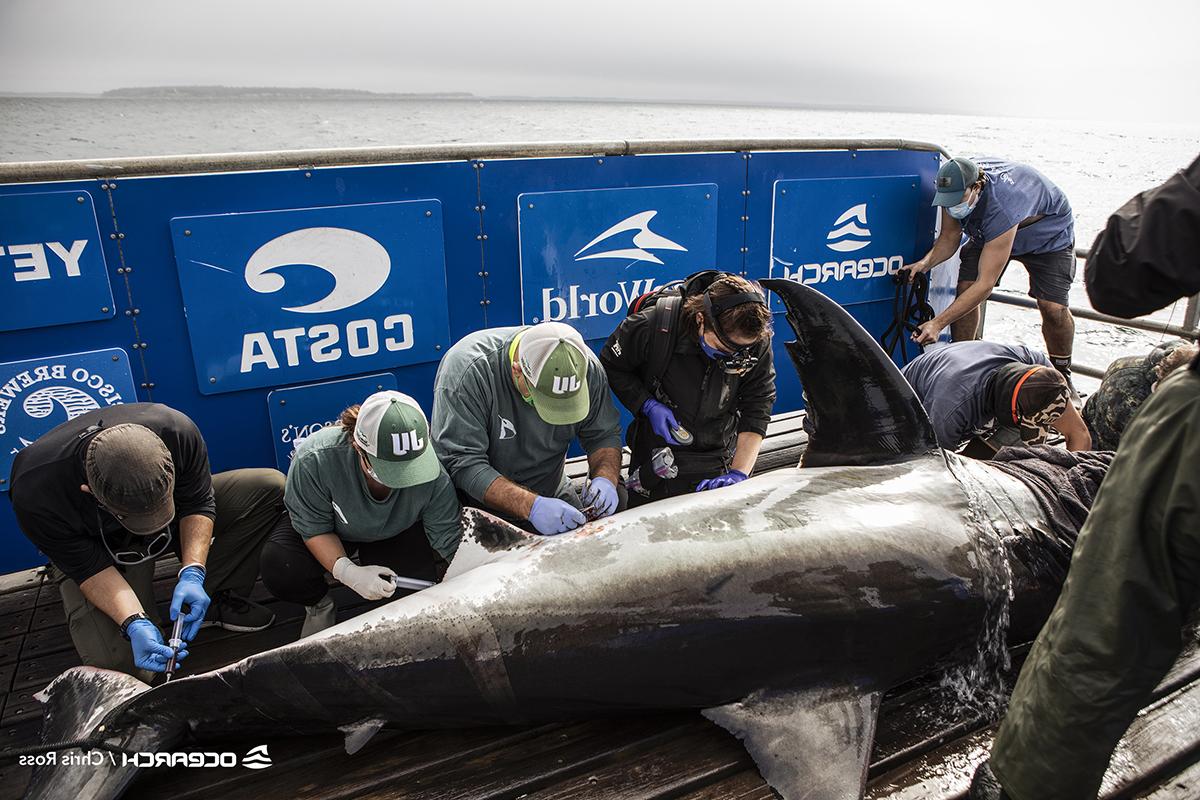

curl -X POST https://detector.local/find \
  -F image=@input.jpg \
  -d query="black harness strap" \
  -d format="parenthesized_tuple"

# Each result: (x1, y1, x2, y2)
(879, 271, 934, 362)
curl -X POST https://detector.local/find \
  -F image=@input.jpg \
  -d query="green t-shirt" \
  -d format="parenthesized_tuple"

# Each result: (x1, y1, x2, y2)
(431, 326, 623, 502)
(283, 425, 461, 559)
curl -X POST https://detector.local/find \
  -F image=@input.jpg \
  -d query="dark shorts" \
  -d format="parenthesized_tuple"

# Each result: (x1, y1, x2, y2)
(958, 243, 1076, 306)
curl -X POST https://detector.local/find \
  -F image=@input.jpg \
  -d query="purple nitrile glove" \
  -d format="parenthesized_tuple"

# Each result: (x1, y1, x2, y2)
(695, 469, 748, 492)
(170, 565, 210, 642)
(529, 496, 587, 535)
(641, 398, 681, 446)
(128, 618, 187, 673)
(582, 477, 619, 518)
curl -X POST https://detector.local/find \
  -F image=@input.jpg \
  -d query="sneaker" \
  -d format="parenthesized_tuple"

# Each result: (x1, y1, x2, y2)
(201, 591, 276, 633)
(300, 593, 337, 638)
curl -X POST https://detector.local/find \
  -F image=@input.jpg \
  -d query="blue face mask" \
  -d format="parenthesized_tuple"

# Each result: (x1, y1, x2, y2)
(947, 190, 978, 220)
(699, 336, 727, 360)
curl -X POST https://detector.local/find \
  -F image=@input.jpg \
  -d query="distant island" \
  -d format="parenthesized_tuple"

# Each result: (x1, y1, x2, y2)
(100, 86, 476, 100)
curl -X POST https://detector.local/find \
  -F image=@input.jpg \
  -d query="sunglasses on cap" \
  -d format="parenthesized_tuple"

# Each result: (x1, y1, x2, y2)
(96, 507, 173, 566)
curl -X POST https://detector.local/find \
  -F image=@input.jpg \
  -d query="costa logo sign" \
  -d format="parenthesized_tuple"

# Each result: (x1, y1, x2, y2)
(171, 201, 451, 395)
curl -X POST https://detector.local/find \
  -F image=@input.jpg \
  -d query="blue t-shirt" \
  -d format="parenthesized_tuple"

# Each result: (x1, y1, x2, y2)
(962, 158, 1074, 255)
(901, 341, 1052, 449)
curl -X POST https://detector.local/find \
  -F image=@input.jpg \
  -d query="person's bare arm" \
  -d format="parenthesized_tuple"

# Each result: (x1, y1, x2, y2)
(303, 533, 350, 572)
(901, 209, 963, 281)
(1052, 404, 1093, 452)
(913, 225, 1017, 344)
(78, 567, 145, 624)
(730, 432, 765, 475)
(586, 447, 621, 485)
(482, 475, 538, 520)
(177, 513, 213, 569)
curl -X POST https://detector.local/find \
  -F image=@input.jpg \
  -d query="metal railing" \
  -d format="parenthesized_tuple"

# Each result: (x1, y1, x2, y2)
(0, 137, 949, 183)
(983, 246, 1200, 380)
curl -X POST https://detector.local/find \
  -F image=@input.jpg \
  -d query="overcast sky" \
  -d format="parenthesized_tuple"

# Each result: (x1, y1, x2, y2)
(2, 0, 1197, 123)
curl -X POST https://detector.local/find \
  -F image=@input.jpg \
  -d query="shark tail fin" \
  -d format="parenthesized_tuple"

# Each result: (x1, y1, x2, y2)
(443, 507, 544, 581)
(23, 667, 177, 800)
(761, 278, 940, 467)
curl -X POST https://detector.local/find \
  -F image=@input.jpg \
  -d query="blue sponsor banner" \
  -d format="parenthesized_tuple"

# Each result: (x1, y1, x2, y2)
(769, 175, 921, 307)
(0, 348, 135, 491)
(266, 371, 399, 472)
(170, 200, 451, 395)
(0, 190, 114, 333)
(517, 184, 719, 340)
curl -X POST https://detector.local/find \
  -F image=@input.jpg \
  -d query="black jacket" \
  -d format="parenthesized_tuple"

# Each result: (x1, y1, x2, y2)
(9, 403, 216, 583)
(1086, 154, 1200, 318)
(600, 309, 776, 460)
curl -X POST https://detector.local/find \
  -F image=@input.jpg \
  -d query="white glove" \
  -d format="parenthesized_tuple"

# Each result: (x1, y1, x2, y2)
(332, 557, 397, 601)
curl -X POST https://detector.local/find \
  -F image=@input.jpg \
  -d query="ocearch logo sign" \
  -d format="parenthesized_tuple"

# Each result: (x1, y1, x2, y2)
(171, 200, 451, 395)
(825, 204, 872, 252)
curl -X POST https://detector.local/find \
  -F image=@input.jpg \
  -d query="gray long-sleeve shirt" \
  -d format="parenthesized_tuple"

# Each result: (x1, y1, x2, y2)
(431, 327, 623, 502)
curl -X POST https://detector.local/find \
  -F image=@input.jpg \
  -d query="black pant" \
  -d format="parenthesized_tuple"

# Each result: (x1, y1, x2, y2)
(627, 416, 730, 506)
(260, 510, 440, 606)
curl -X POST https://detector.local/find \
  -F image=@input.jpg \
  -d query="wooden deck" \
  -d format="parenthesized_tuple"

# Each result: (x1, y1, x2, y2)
(3, 412, 1200, 799)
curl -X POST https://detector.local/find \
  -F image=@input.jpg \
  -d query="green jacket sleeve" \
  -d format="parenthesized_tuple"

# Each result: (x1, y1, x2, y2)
(421, 470, 462, 561)
(431, 363, 503, 502)
(283, 448, 335, 539)
(577, 355, 624, 455)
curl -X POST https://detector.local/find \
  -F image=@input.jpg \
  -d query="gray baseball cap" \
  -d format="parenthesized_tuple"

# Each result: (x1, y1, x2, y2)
(933, 157, 980, 207)
(85, 423, 176, 535)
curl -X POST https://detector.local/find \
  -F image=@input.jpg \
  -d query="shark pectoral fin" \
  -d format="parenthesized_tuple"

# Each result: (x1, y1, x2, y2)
(702, 685, 882, 800)
(339, 717, 388, 755)
(444, 508, 543, 581)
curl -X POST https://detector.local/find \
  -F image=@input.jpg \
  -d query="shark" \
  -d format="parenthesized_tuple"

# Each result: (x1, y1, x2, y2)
(21, 278, 1075, 800)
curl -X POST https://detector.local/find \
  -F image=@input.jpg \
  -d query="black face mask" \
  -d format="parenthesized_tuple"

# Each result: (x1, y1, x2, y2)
(701, 290, 766, 375)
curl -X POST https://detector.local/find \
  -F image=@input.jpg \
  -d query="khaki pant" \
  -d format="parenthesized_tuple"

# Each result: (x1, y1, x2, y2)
(53, 468, 284, 679)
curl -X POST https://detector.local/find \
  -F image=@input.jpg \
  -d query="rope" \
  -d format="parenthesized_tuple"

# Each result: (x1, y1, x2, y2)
(880, 271, 935, 362)
(0, 738, 138, 762)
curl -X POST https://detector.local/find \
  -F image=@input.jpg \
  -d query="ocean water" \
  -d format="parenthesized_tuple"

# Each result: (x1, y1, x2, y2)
(3, 97, 1198, 380)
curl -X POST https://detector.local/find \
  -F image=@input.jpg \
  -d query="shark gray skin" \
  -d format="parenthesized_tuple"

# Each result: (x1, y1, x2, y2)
(23, 279, 1073, 800)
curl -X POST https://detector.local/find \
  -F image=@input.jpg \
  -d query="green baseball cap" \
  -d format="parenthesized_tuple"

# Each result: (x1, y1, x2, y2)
(352, 391, 441, 489)
(933, 156, 980, 207)
(516, 322, 591, 425)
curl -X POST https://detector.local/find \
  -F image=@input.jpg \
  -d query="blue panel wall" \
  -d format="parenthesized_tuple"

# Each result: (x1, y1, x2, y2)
(0, 149, 939, 571)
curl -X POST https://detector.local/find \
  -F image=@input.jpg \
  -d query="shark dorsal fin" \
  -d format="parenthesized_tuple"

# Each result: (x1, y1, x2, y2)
(443, 508, 543, 581)
(761, 278, 940, 467)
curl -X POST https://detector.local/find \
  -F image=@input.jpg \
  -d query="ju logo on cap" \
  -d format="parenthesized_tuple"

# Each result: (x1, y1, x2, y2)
(516, 322, 591, 426)
(354, 390, 439, 489)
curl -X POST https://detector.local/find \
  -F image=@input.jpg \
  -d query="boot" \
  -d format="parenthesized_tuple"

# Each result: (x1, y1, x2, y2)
(300, 592, 337, 638)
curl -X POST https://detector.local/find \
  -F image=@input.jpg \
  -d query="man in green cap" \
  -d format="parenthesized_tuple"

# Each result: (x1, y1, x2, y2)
(261, 390, 461, 637)
(431, 321, 624, 535)
(901, 156, 1079, 393)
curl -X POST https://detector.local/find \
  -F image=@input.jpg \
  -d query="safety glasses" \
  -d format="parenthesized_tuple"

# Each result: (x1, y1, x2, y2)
(96, 508, 172, 566)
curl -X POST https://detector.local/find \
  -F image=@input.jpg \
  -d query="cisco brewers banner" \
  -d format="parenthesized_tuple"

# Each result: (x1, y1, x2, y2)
(171, 200, 452, 395)
(769, 175, 921, 307)
(517, 184, 718, 341)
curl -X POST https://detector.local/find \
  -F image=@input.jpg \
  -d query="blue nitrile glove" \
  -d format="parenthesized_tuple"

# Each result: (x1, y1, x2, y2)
(128, 618, 187, 673)
(696, 470, 748, 492)
(582, 477, 619, 518)
(641, 398, 681, 445)
(529, 496, 587, 535)
(170, 565, 210, 642)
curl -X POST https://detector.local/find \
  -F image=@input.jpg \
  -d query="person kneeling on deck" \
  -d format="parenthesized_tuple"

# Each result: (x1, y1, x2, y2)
(261, 391, 461, 638)
(901, 157, 1079, 397)
(9, 403, 283, 680)
(600, 271, 775, 503)
(901, 340, 1091, 458)
(1081, 339, 1198, 451)
(431, 321, 624, 535)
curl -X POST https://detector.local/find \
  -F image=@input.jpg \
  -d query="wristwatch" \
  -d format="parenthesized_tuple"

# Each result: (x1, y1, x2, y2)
(119, 612, 150, 640)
